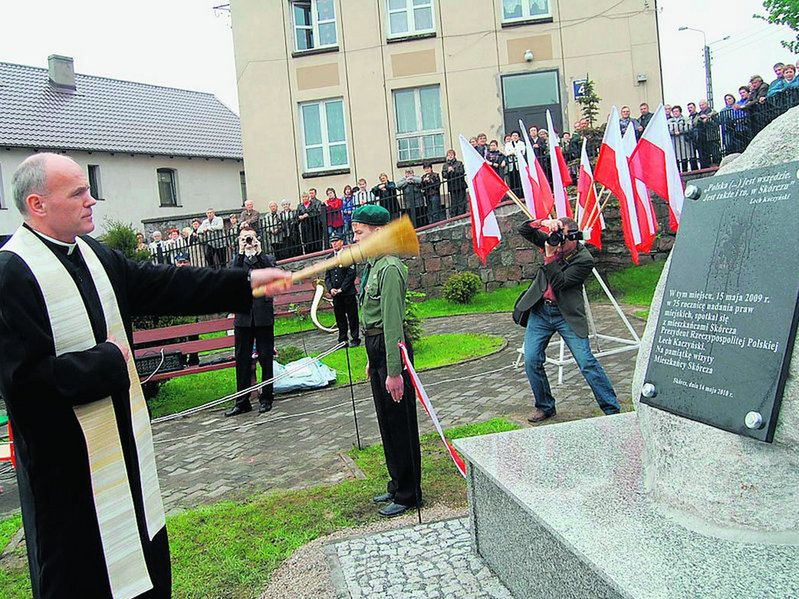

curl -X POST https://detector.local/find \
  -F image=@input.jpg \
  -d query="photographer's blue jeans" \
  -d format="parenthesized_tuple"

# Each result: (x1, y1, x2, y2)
(524, 303, 620, 415)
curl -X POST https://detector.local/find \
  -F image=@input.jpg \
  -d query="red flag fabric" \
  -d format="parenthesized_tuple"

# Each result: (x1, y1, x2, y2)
(555, 147, 573, 187)
(621, 125, 657, 254)
(519, 119, 555, 219)
(629, 104, 685, 232)
(594, 106, 641, 264)
(546, 110, 573, 218)
(577, 138, 603, 249)
(459, 134, 509, 264)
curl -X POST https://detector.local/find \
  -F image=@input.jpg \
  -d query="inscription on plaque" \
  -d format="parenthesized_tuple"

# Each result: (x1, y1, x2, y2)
(641, 161, 799, 442)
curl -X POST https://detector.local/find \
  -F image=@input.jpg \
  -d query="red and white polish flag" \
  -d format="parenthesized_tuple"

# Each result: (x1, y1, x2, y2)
(594, 106, 643, 265)
(629, 104, 685, 231)
(576, 138, 604, 249)
(621, 125, 657, 253)
(519, 119, 555, 219)
(398, 341, 466, 478)
(459, 134, 509, 265)
(546, 110, 573, 218)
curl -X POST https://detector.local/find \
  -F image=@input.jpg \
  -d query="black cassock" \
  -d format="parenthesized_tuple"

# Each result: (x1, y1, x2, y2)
(0, 227, 252, 598)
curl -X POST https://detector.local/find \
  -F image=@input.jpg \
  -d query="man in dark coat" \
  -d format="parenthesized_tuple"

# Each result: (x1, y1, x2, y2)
(441, 149, 466, 217)
(324, 232, 360, 346)
(226, 227, 277, 416)
(0, 153, 289, 599)
(514, 217, 620, 423)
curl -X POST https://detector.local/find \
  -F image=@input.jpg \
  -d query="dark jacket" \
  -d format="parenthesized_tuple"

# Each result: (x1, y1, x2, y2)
(421, 172, 441, 199)
(441, 159, 465, 191)
(324, 252, 357, 296)
(513, 221, 594, 338)
(232, 252, 276, 327)
(742, 82, 769, 111)
(639, 111, 653, 130)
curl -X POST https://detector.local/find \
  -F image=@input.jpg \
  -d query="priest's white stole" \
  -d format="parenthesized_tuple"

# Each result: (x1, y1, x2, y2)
(2, 227, 165, 599)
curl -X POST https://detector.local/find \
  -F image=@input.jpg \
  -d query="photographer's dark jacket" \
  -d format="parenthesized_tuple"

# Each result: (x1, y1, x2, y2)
(514, 221, 594, 338)
(324, 251, 357, 297)
(232, 252, 276, 327)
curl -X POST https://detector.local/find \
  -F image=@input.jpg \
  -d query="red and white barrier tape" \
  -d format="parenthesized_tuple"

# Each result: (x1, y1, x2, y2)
(398, 341, 466, 478)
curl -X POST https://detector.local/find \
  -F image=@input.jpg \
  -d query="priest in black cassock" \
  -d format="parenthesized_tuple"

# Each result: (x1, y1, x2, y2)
(0, 154, 290, 599)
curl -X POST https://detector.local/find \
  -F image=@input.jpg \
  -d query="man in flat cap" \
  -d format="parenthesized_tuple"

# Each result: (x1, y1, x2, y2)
(324, 232, 361, 347)
(351, 205, 422, 517)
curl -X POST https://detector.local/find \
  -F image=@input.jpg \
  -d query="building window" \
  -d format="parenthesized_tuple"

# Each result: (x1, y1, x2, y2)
(386, 0, 435, 38)
(87, 165, 103, 200)
(157, 168, 179, 207)
(300, 98, 349, 172)
(240, 171, 248, 202)
(292, 0, 337, 52)
(501, 0, 552, 22)
(0, 163, 4, 209)
(393, 85, 444, 162)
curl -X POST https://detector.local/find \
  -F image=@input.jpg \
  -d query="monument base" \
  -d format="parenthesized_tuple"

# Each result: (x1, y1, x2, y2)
(453, 414, 799, 599)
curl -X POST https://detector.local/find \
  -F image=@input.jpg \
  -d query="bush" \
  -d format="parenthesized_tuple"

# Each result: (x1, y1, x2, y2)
(442, 272, 483, 304)
(101, 219, 151, 262)
(404, 290, 425, 342)
(277, 345, 305, 363)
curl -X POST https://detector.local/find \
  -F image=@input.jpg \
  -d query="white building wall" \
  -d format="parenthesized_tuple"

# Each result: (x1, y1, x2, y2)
(0, 148, 245, 236)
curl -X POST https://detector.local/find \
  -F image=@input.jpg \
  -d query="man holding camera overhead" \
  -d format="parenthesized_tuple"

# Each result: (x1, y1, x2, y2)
(514, 217, 620, 423)
(226, 226, 277, 417)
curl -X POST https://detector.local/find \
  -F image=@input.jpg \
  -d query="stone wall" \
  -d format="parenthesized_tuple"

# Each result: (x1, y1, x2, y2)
(277, 198, 674, 297)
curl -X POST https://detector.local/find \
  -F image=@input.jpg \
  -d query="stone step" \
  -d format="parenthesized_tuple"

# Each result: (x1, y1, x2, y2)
(454, 413, 799, 599)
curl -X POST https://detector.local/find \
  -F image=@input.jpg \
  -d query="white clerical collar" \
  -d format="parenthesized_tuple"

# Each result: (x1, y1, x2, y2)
(31, 228, 77, 255)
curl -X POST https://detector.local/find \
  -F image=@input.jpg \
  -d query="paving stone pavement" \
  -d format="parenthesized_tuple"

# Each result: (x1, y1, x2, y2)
(327, 518, 513, 599)
(0, 306, 645, 517)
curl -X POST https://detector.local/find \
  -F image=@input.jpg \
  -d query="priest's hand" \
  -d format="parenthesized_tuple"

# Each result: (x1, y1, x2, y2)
(251, 268, 292, 297)
(107, 337, 130, 362)
(385, 374, 404, 402)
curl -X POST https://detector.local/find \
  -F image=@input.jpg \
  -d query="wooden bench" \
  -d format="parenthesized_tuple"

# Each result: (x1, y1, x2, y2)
(132, 281, 328, 383)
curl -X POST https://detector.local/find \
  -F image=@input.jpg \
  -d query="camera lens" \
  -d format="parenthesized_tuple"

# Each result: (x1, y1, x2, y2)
(547, 231, 564, 245)
(245, 236, 253, 244)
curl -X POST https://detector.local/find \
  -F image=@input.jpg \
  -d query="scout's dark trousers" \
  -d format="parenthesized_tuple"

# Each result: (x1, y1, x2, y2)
(234, 326, 274, 408)
(333, 294, 360, 343)
(365, 334, 422, 507)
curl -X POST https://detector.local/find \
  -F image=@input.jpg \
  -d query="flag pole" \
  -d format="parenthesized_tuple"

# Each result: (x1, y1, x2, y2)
(585, 191, 612, 232)
(506, 189, 534, 220)
(580, 184, 606, 229)
(574, 191, 581, 224)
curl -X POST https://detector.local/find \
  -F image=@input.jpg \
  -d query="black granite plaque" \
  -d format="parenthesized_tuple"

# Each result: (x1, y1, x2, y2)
(641, 161, 799, 442)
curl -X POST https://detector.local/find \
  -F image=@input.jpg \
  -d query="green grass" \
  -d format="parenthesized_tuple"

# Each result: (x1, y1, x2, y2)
(0, 418, 519, 599)
(149, 333, 503, 419)
(0, 514, 21, 553)
(585, 260, 665, 307)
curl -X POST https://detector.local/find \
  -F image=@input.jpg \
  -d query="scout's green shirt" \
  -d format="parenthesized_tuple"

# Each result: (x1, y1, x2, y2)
(359, 255, 407, 377)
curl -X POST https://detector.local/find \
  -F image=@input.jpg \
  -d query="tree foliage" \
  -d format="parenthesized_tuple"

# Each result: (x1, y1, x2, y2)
(576, 76, 602, 128)
(101, 219, 150, 262)
(756, 0, 799, 54)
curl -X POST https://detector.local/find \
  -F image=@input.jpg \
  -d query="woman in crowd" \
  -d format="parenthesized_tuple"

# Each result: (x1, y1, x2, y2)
(504, 130, 524, 196)
(371, 173, 399, 218)
(341, 184, 356, 242)
(668, 105, 696, 173)
(135, 232, 147, 254)
(485, 140, 506, 178)
(297, 191, 324, 253)
(720, 93, 750, 155)
(767, 63, 799, 97)
(442, 149, 466, 217)
(325, 187, 345, 240)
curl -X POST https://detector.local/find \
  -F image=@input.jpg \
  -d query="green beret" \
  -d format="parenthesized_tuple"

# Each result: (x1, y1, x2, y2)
(352, 204, 390, 226)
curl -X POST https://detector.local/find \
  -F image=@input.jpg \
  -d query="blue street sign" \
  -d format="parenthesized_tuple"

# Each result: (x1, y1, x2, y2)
(573, 79, 587, 99)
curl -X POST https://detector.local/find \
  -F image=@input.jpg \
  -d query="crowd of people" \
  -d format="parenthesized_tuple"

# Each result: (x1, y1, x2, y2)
(141, 57, 799, 266)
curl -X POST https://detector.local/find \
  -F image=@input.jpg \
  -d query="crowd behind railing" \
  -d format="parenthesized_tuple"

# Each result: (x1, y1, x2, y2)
(141, 59, 799, 265)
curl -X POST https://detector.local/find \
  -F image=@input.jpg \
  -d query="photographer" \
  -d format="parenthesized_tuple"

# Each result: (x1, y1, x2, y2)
(225, 227, 277, 417)
(514, 217, 620, 422)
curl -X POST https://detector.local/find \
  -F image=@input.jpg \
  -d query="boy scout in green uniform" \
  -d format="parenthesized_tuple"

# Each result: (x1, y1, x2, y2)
(351, 205, 422, 517)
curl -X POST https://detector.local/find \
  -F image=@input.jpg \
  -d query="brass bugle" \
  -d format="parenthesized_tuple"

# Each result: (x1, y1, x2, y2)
(253, 215, 420, 297)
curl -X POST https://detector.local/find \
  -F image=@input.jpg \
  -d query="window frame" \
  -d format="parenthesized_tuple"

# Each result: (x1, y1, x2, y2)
(299, 98, 350, 174)
(87, 164, 103, 200)
(386, 0, 436, 39)
(392, 85, 445, 163)
(157, 168, 180, 208)
(500, 0, 553, 24)
(240, 171, 248, 203)
(292, 0, 338, 53)
(0, 162, 5, 209)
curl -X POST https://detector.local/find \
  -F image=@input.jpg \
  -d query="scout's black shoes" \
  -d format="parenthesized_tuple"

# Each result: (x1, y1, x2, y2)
(372, 492, 394, 504)
(379, 502, 412, 518)
(225, 404, 251, 417)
